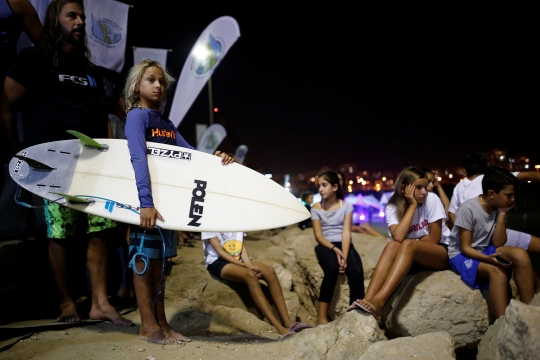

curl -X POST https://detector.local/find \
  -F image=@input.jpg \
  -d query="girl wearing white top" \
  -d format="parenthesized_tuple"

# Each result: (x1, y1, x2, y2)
(311, 170, 364, 325)
(347, 166, 450, 320)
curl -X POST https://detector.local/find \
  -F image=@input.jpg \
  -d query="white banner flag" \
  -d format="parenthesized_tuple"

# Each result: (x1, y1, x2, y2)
(169, 16, 240, 128)
(196, 124, 227, 154)
(235, 145, 248, 164)
(133, 47, 169, 67)
(84, 0, 129, 73)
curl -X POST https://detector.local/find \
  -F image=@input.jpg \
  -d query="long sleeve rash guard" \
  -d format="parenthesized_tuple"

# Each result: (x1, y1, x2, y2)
(125, 107, 194, 208)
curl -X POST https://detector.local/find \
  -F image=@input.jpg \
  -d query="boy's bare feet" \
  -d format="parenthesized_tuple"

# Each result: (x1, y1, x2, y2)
(57, 302, 81, 322)
(164, 327, 192, 342)
(89, 303, 133, 325)
(140, 328, 178, 345)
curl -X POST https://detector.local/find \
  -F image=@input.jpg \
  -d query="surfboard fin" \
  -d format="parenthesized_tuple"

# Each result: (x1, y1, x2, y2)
(67, 130, 106, 150)
(49, 192, 93, 204)
(12, 154, 55, 170)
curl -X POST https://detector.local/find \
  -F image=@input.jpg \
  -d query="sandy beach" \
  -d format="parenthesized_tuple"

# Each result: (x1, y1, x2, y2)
(0, 232, 312, 360)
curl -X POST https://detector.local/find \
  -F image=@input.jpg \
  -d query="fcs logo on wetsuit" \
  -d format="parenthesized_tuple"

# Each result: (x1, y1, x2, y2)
(58, 74, 97, 87)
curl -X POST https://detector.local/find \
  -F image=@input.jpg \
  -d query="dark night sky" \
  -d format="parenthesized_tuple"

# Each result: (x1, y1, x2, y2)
(118, 2, 537, 175)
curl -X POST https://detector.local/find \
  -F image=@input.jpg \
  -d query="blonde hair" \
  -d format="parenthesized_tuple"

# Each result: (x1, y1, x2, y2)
(123, 59, 175, 114)
(387, 166, 427, 220)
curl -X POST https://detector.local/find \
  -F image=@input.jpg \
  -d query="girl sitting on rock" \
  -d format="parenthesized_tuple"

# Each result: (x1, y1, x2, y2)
(311, 170, 365, 325)
(201, 231, 313, 337)
(347, 166, 450, 320)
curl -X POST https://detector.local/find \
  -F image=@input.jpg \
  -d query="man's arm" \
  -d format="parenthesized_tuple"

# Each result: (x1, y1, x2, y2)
(11, 0, 44, 45)
(0, 77, 27, 153)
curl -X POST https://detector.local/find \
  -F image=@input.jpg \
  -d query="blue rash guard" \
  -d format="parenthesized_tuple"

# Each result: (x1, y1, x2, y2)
(125, 107, 194, 208)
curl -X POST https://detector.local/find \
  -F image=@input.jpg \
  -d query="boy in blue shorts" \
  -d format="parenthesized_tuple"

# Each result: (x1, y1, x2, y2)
(447, 166, 534, 319)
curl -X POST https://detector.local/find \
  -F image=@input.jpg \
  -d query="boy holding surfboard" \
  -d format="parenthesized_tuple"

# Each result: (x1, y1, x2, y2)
(123, 59, 233, 345)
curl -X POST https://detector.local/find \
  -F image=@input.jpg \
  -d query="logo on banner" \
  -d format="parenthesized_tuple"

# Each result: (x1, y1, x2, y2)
(90, 15, 123, 47)
(203, 132, 219, 151)
(192, 34, 223, 76)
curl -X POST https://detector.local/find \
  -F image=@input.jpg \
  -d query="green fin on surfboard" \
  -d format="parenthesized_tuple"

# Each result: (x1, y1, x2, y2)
(50, 192, 93, 204)
(67, 130, 105, 149)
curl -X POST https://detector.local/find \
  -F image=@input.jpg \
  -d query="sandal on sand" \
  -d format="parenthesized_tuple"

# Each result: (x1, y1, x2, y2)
(289, 322, 314, 333)
(346, 300, 381, 322)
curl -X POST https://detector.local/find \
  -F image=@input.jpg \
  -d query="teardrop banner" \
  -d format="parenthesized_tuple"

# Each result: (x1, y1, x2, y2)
(235, 145, 249, 164)
(196, 124, 227, 154)
(169, 16, 241, 127)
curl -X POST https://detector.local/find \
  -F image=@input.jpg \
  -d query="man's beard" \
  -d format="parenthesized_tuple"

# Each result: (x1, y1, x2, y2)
(61, 26, 86, 47)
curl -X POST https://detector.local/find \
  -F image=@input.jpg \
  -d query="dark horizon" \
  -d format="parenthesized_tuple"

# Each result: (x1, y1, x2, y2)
(117, 2, 537, 175)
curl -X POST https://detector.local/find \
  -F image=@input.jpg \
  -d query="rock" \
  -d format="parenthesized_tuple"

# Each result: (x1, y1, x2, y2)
(166, 263, 300, 325)
(210, 305, 279, 339)
(498, 299, 540, 359)
(382, 270, 489, 351)
(476, 317, 502, 360)
(359, 331, 456, 360)
(273, 262, 292, 290)
(283, 230, 387, 319)
(285, 310, 387, 359)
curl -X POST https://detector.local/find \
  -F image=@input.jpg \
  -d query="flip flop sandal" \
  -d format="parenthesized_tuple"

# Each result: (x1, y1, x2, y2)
(289, 322, 313, 332)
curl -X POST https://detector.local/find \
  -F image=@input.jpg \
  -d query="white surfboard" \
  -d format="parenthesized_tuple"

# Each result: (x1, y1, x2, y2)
(9, 137, 310, 232)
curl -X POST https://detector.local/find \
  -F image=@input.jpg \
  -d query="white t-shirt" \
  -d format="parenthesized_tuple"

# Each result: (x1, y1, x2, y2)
(385, 192, 450, 245)
(448, 172, 519, 214)
(201, 232, 244, 266)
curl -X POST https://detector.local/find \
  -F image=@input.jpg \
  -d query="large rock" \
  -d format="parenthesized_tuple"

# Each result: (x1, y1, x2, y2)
(477, 295, 540, 360)
(210, 305, 279, 340)
(359, 331, 456, 359)
(283, 230, 387, 319)
(166, 263, 300, 329)
(381, 270, 489, 351)
(285, 310, 387, 359)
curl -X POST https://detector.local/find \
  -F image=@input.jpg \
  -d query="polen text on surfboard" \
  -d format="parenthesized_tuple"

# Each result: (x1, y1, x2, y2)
(189, 180, 207, 227)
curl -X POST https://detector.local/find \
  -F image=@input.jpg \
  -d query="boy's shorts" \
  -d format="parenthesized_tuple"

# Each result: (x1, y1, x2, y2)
(449, 245, 496, 290)
(505, 229, 531, 249)
(129, 229, 177, 261)
(44, 200, 116, 239)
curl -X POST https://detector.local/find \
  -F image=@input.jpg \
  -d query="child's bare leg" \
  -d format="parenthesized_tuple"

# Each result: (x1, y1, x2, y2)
(477, 262, 508, 319)
(220, 263, 292, 335)
(87, 233, 133, 325)
(362, 241, 448, 316)
(49, 240, 80, 322)
(316, 301, 330, 325)
(255, 261, 293, 328)
(363, 241, 401, 300)
(499, 247, 534, 304)
(155, 261, 191, 342)
(133, 259, 176, 345)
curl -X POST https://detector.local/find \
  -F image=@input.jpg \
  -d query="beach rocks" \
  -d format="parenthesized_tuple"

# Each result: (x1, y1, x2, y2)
(381, 270, 490, 351)
(359, 331, 455, 360)
(284, 310, 387, 359)
(282, 228, 387, 320)
(477, 294, 540, 360)
(166, 263, 300, 330)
